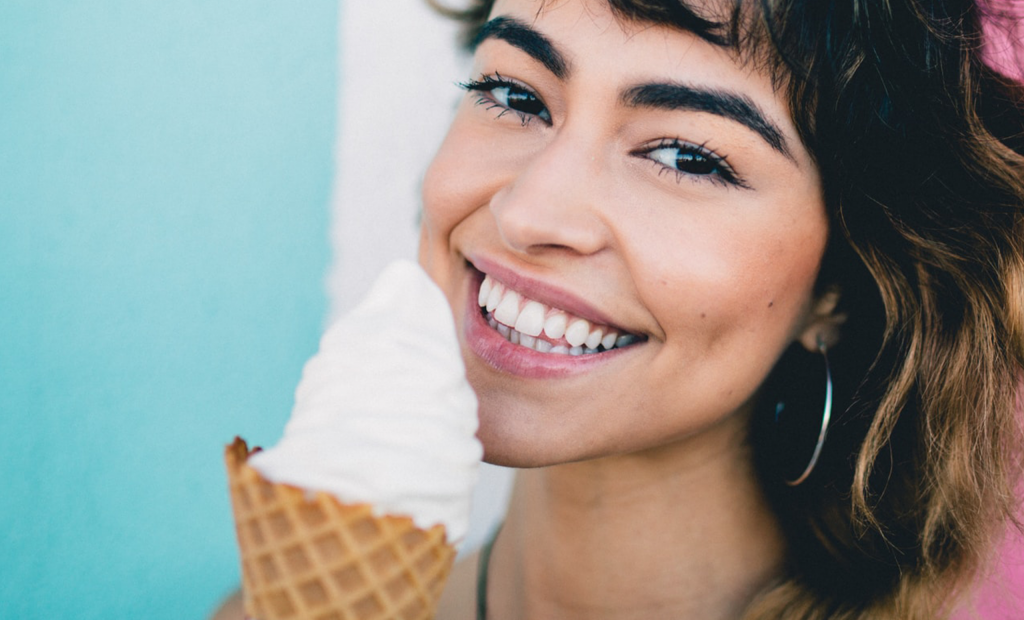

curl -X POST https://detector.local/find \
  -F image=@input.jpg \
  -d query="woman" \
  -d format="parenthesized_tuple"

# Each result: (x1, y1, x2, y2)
(212, 0, 1022, 618)
(418, 0, 1024, 618)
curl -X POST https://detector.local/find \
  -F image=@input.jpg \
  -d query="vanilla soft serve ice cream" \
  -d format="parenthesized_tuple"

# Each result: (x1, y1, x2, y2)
(249, 260, 482, 542)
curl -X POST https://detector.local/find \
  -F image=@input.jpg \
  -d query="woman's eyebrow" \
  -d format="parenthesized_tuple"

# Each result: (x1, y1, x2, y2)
(622, 83, 794, 161)
(471, 17, 793, 162)
(471, 16, 571, 80)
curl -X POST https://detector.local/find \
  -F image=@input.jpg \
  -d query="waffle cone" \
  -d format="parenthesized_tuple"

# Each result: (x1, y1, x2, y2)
(225, 438, 457, 620)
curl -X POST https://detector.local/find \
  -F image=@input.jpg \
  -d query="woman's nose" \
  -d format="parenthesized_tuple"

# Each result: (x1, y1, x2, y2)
(488, 128, 611, 257)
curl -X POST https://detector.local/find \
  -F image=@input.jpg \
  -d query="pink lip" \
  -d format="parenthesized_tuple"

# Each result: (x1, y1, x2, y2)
(462, 265, 642, 379)
(467, 254, 631, 332)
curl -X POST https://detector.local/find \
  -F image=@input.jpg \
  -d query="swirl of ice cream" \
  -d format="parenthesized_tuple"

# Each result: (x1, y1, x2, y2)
(249, 260, 482, 542)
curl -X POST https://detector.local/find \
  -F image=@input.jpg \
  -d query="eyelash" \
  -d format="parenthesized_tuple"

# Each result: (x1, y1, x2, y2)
(459, 74, 747, 189)
(633, 139, 748, 189)
(459, 73, 552, 126)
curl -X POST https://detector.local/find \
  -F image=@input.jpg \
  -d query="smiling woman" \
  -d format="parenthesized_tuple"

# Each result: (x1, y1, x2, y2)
(416, 0, 1024, 618)
(421, 0, 831, 475)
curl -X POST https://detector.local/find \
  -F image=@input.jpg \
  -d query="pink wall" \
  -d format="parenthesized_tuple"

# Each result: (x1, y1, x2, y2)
(965, 523, 1024, 618)
(981, 0, 1024, 80)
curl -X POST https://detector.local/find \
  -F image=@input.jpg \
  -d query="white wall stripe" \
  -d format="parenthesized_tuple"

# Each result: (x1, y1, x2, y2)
(329, 0, 513, 555)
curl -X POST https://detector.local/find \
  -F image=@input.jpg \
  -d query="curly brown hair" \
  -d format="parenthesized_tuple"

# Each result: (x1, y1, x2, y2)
(430, 0, 1024, 617)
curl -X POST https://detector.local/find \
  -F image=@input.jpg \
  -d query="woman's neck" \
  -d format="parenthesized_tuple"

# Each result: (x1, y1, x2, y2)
(485, 415, 786, 620)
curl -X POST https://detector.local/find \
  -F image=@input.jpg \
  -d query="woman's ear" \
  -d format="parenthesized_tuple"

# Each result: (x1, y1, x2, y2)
(797, 286, 846, 352)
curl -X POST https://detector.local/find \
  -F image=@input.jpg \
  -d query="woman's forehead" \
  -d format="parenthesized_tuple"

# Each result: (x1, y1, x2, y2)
(481, 1, 752, 89)
(486, 0, 777, 73)
(484, 3, 790, 108)
(490, 0, 746, 36)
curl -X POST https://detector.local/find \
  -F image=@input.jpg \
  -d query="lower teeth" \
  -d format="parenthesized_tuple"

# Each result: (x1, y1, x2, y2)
(485, 312, 637, 354)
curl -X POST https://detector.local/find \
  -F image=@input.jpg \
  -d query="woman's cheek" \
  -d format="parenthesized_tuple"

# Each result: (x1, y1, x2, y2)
(421, 139, 468, 235)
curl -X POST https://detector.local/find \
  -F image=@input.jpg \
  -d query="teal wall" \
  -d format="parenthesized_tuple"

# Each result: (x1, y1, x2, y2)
(0, 1, 337, 618)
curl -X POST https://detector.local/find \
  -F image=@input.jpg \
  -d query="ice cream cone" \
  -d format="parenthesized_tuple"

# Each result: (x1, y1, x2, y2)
(225, 438, 457, 620)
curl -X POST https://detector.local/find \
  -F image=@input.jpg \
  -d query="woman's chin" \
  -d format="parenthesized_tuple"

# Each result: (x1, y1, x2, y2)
(476, 425, 556, 469)
(474, 416, 591, 468)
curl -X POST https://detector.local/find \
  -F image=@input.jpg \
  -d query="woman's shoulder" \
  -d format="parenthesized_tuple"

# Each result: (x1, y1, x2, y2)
(435, 549, 480, 620)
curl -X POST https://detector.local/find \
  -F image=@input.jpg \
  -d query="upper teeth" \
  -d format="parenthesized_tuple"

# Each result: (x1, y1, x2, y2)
(478, 274, 640, 354)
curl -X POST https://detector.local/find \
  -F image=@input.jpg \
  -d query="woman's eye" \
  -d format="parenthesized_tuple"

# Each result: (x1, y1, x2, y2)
(648, 146, 720, 176)
(460, 75, 552, 125)
(639, 140, 748, 188)
(490, 86, 550, 121)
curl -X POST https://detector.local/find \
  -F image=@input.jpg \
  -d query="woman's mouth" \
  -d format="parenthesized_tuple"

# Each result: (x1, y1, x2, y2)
(476, 273, 644, 356)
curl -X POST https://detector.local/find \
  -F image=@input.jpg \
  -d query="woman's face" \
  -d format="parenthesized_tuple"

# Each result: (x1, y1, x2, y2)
(420, 0, 829, 467)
